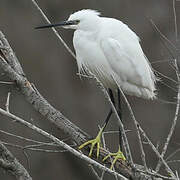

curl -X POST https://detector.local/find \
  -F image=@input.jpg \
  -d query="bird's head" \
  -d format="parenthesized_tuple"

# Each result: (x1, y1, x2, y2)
(35, 9, 101, 31)
(66, 9, 101, 30)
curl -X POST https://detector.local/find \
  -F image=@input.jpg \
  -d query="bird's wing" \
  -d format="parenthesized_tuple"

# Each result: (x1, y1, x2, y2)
(100, 38, 155, 90)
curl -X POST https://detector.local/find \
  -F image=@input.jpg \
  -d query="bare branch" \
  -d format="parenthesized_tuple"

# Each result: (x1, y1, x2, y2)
(0, 129, 58, 146)
(31, 0, 76, 59)
(151, 59, 173, 64)
(149, 19, 178, 52)
(167, 160, 180, 164)
(154, 70, 178, 84)
(173, 0, 178, 41)
(175, 171, 179, 180)
(0, 81, 14, 85)
(158, 80, 177, 92)
(0, 141, 32, 180)
(5, 92, 10, 112)
(89, 165, 101, 180)
(166, 148, 180, 161)
(0, 31, 24, 75)
(1, 141, 72, 153)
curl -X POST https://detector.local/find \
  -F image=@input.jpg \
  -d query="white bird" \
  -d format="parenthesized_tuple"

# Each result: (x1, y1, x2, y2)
(36, 9, 157, 167)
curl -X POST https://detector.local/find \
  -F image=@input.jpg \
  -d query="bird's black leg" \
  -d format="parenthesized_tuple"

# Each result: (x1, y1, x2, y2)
(79, 89, 115, 158)
(117, 88, 123, 149)
(102, 88, 114, 130)
(102, 89, 126, 165)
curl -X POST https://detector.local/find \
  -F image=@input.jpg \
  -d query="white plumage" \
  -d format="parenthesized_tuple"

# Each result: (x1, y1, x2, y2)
(66, 9, 157, 99)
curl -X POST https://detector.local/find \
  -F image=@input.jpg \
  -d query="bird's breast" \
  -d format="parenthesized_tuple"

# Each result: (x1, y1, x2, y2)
(73, 30, 116, 88)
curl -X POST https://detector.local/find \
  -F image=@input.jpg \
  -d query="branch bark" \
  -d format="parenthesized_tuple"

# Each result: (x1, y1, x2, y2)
(0, 141, 32, 180)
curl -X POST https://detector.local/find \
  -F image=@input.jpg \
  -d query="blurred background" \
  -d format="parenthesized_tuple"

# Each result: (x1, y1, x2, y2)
(0, 0, 180, 179)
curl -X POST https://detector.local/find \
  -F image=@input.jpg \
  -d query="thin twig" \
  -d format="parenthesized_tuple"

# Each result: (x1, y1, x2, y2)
(173, 0, 178, 41)
(1, 141, 70, 153)
(0, 129, 59, 146)
(154, 70, 178, 84)
(159, 77, 177, 92)
(100, 170, 105, 180)
(23, 142, 75, 151)
(138, 126, 176, 178)
(31, 0, 76, 59)
(101, 126, 107, 149)
(101, 131, 106, 180)
(175, 171, 179, 180)
(5, 92, 10, 112)
(167, 160, 180, 164)
(0, 81, 14, 85)
(166, 148, 180, 161)
(150, 19, 178, 52)
(156, 98, 177, 105)
(89, 165, 101, 180)
(151, 59, 172, 64)
(103, 130, 131, 135)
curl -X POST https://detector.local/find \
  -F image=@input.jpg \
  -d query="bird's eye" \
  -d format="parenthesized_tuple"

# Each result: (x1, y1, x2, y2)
(75, 20, 80, 24)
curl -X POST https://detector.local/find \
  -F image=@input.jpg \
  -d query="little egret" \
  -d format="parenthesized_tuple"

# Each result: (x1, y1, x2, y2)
(36, 9, 157, 167)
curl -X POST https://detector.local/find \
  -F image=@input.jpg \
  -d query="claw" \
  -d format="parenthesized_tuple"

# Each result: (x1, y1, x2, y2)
(102, 146, 126, 170)
(97, 141, 100, 157)
(79, 127, 104, 158)
(102, 154, 111, 162)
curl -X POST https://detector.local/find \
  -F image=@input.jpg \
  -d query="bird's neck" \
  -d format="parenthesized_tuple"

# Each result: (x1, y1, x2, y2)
(75, 29, 100, 41)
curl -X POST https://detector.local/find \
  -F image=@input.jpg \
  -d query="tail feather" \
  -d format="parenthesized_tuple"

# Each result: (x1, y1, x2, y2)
(113, 73, 156, 99)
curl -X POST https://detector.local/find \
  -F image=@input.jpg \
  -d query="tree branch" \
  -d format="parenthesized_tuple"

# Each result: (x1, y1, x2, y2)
(0, 141, 32, 180)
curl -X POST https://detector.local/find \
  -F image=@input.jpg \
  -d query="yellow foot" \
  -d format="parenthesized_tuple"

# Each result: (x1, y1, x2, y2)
(79, 127, 103, 158)
(103, 146, 126, 170)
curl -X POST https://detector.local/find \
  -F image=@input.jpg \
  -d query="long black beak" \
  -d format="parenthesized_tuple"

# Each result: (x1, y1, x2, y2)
(35, 20, 77, 29)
